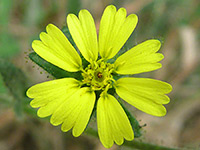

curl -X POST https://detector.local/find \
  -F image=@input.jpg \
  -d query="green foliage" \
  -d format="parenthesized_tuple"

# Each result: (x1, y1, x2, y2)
(0, 0, 12, 26)
(67, 0, 81, 15)
(0, 59, 27, 100)
(0, 59, 35, 117)
(0, 32, 20, 58)
(0, 0, 20, 58)
(0, 75, 7, 94)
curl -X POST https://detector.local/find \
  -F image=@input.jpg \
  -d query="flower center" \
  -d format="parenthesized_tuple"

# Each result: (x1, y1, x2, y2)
(97, 72, 103, 78)
(81, 60, 114, 91)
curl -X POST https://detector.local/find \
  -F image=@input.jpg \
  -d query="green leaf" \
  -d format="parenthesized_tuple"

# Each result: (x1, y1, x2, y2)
(0, 32, 20, 58)
(0, 75, 7, 94)
(0, 0, 12, 26)
(0, 94, 13, 107)
(116, 96, 142, 138)
(0, 59, 37, 117)
(0, 59, 29, 116)
(67, 0, 81, 15)
(29, 52, 82, 80)
(0, 59, 28, 99)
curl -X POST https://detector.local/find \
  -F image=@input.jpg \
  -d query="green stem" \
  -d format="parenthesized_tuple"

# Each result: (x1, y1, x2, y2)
(85, 128, 179, 150)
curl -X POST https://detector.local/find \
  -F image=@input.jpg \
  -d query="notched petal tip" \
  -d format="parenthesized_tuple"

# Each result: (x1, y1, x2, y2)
(50, 117, 61, 126)
(99, 5, 139, 60)
(154, 39, 162, 45)
(157, 63, 163, 70)
(103, 143, 113, 149)
(97, 94, 134, 148)
(67, 8, 98, 62)
(114, 38, 165, 75)
(149, 39, 162, 51)
(46, 23, 55, 30)
(127, 133, 134, 141)
(115, 77, 172, 116)
(155, 39, 161, 48)
(117, 7, 127, 15)
(106, 5, 116, 11)
(78, 9, 90, 16)
(30, 100, 38, 108)
(31, 40, 40, 48)
(66, 14, 78, 28)
(128, 13, 138, 22)
(26, 86, 35, 98)
(146, 105, 167, 117)
(156, 106, 167, 117)
(126, 14, 138, 30)
(158, 53, 164, 60)
(66, 13, 77, 22)
(72, 128, 81, 137)
(37, 108, 47, 118)
(165, 82, 173, 94)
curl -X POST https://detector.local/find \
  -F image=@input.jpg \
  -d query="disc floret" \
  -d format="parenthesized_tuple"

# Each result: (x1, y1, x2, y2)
(81, 60, 114, 92)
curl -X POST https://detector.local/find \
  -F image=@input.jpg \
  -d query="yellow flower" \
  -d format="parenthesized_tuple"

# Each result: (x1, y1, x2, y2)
(27, 5, 172, 148)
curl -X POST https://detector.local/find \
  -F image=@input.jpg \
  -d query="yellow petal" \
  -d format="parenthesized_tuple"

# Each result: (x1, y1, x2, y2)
(67, 9, 98, 62)
(97, 94, 134, 148)
(97, 95, 113, 148)
(32, 24, 82, 72)
(37, 86, 78, 118)
(115, 77, 172, 116)
(72, 89, 95, 137)
(26, 78, 80, 117)
(50, 89, 81, 126)
(114, 39, 163, 74)
(56, 88, 95, 137)
(99, 5, 138, 59)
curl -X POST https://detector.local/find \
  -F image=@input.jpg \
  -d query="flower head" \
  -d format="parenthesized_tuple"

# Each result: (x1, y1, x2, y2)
(27, 5, 172, 148)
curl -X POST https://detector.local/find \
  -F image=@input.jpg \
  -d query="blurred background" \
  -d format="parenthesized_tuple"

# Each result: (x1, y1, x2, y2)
(0, 0, 200, 150)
